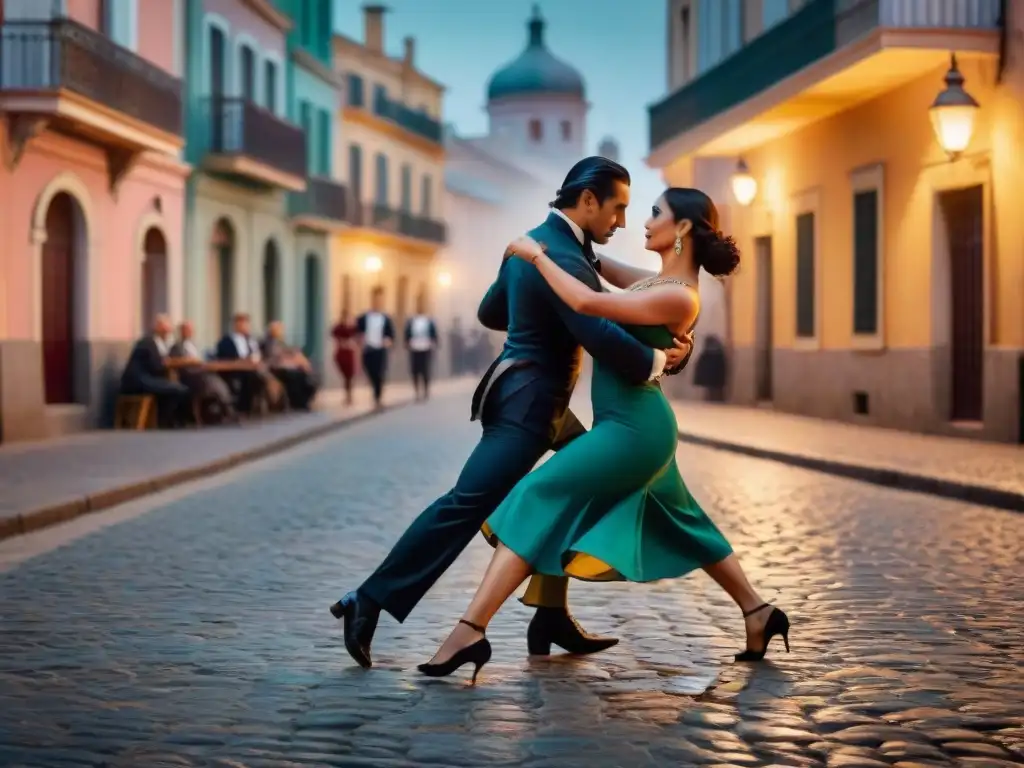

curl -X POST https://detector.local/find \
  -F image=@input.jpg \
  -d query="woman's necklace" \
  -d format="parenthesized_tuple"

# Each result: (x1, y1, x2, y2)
(627, 275, 692, 292)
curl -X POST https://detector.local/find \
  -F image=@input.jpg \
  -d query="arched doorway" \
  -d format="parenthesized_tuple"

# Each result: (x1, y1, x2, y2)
(210, 218, 235, 335)
(141, 228, 168, 331)
(303, 253, 323, 362)
(262, 239, 280, 325)
(41, 192, 86, 405)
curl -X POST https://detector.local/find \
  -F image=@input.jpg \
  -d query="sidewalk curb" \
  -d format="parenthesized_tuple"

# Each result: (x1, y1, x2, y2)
(677, 430, 1024, 513)
(1, 400, 416, 542)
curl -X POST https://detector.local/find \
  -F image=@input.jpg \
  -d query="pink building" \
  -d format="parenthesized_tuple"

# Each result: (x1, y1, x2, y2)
(0, 0, 187, 442)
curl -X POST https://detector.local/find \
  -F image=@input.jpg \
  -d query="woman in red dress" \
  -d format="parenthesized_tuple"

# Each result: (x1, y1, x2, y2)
(331, 309, 358, 405)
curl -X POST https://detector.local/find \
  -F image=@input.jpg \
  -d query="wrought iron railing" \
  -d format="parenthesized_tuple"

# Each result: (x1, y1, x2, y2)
(290, 176, 352, 223)
(365, 202, 446, 244)
(648, 0, 1001, 151)
(209, 96, 306, 179)
(0, 17, 182, 136)
(372, 91, 443, 144)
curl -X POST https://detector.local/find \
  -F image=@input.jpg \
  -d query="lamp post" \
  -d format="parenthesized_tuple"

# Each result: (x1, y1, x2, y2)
(929, 53, 979, 161)
(731, 158, 758, 207)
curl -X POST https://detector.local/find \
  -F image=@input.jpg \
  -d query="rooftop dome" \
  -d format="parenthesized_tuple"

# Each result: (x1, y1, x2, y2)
(486, 6, 585, 102)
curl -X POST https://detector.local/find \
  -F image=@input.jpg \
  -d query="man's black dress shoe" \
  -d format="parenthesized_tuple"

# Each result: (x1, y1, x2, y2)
(330, 590, 380, 668)
(526, 606, 619, 656)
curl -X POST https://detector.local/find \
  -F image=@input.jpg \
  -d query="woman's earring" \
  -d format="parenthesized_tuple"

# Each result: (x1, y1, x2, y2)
(674, 235, 683, 256)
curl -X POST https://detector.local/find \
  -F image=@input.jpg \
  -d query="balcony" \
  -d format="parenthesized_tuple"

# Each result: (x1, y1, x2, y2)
(362, 202, 447, 246)
(290, 176, 355, 231)
(342, 75, 443, 156)
(0, 17, 183, 183)
(205, 96, 307, 191)
(648, 0, 1002, 163)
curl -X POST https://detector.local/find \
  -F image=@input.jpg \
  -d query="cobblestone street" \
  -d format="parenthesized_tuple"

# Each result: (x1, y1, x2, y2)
(0, 390, 1022, 768)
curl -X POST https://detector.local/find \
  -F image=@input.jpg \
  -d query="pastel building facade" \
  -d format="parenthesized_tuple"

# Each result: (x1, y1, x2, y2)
(0, 0, 188, 442)
(181, 0, 306, 353)
(649, 0, 1023, 443)
(329, 5, 447, 383)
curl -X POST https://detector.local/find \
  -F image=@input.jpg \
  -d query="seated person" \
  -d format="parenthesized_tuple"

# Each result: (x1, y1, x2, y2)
(170, 320, 238, 424)
(120, 314, 190, 428)
(262, 321, 318, 411)
(215, 312, 271, 413)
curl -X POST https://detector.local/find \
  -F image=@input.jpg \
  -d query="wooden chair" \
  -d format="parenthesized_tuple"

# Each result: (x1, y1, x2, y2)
(114, 394, 157, 430)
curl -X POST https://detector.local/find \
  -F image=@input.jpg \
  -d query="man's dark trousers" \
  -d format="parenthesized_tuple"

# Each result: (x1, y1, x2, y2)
(360, 366, 555, 622)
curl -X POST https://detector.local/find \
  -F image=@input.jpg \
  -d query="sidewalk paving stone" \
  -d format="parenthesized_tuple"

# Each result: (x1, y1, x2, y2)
(0, 377, 476, 539)
(670, 401, 1024, 511)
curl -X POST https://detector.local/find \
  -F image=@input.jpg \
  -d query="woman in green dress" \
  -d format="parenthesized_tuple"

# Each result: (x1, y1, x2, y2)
(419, 188, 790, 682)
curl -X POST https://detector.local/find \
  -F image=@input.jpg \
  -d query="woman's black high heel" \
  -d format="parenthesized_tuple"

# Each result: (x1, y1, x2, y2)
(418, 619, 492, 683)
(735, 603, 790, 662)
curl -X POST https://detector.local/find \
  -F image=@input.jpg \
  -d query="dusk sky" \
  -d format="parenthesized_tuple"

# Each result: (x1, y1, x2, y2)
(333, 0, 669, 255)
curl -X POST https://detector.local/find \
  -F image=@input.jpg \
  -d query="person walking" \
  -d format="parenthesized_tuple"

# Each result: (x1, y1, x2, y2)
(405, 295, 439, 402)
(356, 287, 395, 410)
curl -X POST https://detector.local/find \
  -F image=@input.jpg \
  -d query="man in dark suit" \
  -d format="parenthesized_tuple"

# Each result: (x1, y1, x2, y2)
(356, 286, 395, 409)
(404, 294, 439, 402)
(331, 157, 692, 668)
(120, 314, 191, 427)
(215, 312, 265, 413)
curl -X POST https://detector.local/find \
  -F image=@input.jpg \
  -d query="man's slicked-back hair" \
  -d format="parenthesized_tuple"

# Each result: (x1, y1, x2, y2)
(549, 156, 631, 210)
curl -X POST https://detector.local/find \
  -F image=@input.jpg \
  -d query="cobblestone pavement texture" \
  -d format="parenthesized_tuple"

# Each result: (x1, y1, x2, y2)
(669, 401, 1024, 496)
(0, 390, 1022, 767)
(0, 378, 472, 526)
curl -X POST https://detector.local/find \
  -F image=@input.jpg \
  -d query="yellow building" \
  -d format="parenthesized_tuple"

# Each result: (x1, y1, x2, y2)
(329, 5, 447, 382)
(649, 0, 1023, 443)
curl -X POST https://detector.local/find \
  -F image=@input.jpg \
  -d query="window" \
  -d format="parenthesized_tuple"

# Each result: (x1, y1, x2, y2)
(679, 4, 691, 81)
(349, 144, 363, 199)
(529, 119, 542, 142)
(299, 100, 312, 171)
(264, 60, 278, 112)
(560, 120, 571, 141)
(375, 152, 388, 206)
(762, 0, 789, 30)
(347, 74, 364, 107)
(240, 45, 256, 101)
(102, 0, 138, 51)
(421, 175, 432, 217)
(851, 164, 884, 346)
(316, 109, 331, 176)
(208, 24, 226, 95)
(400, 164, 412, 212)
(795, 211, 816, 340)
(373, 84, 388, 116)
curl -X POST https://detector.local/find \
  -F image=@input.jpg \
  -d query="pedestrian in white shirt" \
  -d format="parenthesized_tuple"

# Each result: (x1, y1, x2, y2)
(404, 294, 439, 402)
(356, 286, 395, 409)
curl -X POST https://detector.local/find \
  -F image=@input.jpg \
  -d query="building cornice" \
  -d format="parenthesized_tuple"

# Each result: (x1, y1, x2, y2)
(242, 0, 293, 34)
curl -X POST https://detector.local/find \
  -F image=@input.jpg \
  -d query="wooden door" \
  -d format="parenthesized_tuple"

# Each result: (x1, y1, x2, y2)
(754, 235, 773, 402)
(42, 192, 75, 404)
(941, 185, 984, 421)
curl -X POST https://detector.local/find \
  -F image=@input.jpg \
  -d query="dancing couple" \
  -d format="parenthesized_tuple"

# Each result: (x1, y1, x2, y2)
(332, 157, 789, 681)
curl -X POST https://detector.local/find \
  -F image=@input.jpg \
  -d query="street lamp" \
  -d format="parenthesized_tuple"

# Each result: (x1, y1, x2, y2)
(930, 53, 979, 161)
(363, 255, 383, 274)
(731, 158, 758, 207)
(437, 270, 452, 288)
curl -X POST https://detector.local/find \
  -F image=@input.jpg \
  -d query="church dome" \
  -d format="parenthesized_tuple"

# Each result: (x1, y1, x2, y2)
(486, 6, 585, 102)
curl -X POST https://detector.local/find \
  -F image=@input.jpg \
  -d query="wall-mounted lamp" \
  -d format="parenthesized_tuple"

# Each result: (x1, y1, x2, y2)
(929, 53, 979, 161)
(731, 158, 757, 207)
(437, 271, 452, 287)
(363, 255, 383, 273)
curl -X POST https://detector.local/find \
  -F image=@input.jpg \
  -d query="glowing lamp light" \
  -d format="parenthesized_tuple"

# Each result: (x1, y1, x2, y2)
(437, 271, 452, 287)
(363, 255, 383, 273)
(929, 54, 979, 160)
(731, 158, 758, 207)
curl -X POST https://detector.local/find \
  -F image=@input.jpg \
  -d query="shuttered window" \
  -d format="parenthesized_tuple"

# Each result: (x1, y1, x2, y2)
(795, 212, 816, 338)
(853, 189, 879, 335)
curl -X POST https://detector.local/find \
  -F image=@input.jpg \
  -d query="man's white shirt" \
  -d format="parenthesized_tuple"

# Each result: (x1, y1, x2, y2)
(363, 312, 387, 349)
(549, 208, 667, 380)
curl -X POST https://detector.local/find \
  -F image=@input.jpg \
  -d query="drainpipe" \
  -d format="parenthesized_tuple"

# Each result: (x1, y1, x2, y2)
(997, 0, 1008, 84)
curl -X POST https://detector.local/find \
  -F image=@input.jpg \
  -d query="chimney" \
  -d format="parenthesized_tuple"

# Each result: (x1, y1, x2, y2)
(363, 4, 387, 53)
(403, 36, 415, 67)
